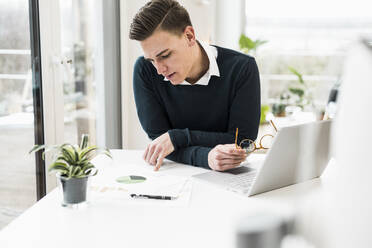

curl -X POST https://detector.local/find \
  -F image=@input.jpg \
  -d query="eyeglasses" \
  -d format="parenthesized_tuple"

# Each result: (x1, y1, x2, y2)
(235, 120, 278, 154)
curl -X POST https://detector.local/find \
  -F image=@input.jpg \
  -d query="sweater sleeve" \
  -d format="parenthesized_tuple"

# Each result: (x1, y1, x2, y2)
(166, 146, 212, 169)
(167, 57, 261, 149)
(133, 57, 172, 139)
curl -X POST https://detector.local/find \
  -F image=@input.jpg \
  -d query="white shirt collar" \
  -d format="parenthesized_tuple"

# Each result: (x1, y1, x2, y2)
(163, 40, 220, 86)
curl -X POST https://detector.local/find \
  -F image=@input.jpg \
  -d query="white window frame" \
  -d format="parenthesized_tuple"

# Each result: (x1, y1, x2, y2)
(38, 0, 122, 192)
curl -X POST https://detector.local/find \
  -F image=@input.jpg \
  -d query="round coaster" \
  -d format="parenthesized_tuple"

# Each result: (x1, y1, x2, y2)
(116, 175, 146, 184)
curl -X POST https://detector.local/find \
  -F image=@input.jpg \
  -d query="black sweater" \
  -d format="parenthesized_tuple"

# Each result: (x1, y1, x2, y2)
(133, 45, 261, 169)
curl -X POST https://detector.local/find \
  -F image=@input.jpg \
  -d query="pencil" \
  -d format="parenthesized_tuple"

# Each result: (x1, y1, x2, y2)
(235, 128, 238, 149)
(270, 120, 278, 132)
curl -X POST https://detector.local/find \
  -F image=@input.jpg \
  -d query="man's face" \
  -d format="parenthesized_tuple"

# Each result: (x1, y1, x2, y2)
(140, 28, 195, 85)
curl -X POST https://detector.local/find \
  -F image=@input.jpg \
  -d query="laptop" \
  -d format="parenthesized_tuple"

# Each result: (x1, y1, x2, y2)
(193, 120, 332, 196)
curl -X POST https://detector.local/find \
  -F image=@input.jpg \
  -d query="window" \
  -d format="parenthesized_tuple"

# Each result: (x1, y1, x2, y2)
(0, 0, 36, 230)
(244, 0, 372, 117)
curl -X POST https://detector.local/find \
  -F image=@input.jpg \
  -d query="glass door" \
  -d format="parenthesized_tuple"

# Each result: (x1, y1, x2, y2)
(37, 0, 98, 157)
(59, 0, 97, 145)
(38, 0, 122, 160)
(37, 0, 108, 193)
(0, 0, 36, 230)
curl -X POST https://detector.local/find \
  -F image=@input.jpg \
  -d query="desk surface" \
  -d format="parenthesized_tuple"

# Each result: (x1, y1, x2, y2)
(0, 150, 334, 248)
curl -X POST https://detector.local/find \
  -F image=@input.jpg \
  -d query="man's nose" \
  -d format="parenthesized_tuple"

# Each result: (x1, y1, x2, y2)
(154, 61, 167, 75)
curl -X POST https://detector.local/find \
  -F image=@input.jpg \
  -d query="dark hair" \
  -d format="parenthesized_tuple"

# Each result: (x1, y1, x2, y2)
(129, 0, 192, 41)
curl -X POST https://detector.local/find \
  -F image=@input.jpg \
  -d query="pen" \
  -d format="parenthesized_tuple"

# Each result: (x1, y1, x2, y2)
(130, 193, 177, 200)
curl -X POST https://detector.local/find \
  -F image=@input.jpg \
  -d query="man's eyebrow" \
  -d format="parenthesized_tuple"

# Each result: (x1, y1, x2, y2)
(155, 49, 169, 57)
(145, 49, 170, 62)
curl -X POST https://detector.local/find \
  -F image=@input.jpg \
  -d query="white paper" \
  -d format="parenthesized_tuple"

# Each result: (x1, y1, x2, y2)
(89, 166, 192, 207)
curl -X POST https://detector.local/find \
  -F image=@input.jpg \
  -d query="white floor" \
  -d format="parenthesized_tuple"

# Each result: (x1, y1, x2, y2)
(0, 126, 36, 230)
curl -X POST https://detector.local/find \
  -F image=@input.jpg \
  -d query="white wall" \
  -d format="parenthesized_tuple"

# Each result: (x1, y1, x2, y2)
(179, 0, 216, 43)
(215, 0, 245, 50)
(120, 0, 244, 149)
(120, 0, 149, 149)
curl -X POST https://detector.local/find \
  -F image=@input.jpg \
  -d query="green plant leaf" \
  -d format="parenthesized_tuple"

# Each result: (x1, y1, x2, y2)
(71, 166, 82, 177)
(75, 173, 87, 179)
(70, 144, 80, 163)
(288, 66, 304, 84)
(80, 146, 98, 160)
(44, 144, 68, 160)
(48, 162, 69, 173)
(80, 134, 89, 150)
(102, 148, 112, 159)
(81, 163, 95, 173)
(90, 168, 98, 176)
(68, 165, 74, 178)
(29, 144, 46, 154)
(239, 34, 268, 54)
(260, 105, 270, 124)
(76, 157, 90, 167)
(289, 87, 305, 97)
(56, 156, 72, 165)
(239, 34, 255, 51)
(60, 146, 76, 165)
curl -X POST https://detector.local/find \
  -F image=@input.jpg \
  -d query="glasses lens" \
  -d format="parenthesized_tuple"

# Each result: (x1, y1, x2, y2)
(260, 135, 274, 149)
(240, 139, 255, 153)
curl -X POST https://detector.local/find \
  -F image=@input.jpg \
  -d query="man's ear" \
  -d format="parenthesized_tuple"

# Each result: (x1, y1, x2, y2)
(184, 26, 196, 46)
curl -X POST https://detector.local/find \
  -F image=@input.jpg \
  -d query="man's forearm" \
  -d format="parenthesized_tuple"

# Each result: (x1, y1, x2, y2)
(168, 128, 235, 150)
(166, 145, 212, 169)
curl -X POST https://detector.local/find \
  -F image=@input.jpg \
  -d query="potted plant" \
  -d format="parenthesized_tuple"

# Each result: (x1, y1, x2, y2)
(272, 67, 314, 117)
(29, 134, 112, 207)
(271, 92, 289, 117)
(287, 66, 312, 109)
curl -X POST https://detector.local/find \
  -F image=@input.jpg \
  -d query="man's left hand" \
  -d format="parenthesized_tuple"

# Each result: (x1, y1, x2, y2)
(143, 132, 174, 171)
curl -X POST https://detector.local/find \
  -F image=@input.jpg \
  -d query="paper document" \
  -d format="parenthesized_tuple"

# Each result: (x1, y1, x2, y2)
(90, 167, 192, 206)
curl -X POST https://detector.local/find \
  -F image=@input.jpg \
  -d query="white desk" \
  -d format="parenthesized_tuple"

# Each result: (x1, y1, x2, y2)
(0, 150, 334, 248)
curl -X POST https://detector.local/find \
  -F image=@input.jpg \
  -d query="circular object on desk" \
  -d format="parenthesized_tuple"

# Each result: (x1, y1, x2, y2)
(116, 175, 146, 184)
(236, 213, 289, 248)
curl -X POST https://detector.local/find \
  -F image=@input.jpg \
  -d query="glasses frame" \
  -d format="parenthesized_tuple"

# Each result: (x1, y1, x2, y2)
(239, 134, 274, 153)
(235, 120, 278, 153)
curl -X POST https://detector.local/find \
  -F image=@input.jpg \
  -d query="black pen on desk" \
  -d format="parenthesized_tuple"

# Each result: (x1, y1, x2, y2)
(130, 193, 177, 200)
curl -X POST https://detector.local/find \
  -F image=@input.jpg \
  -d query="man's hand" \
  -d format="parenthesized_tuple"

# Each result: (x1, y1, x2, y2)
(143, 132, 174, 171)
(208, 144, 247, 171)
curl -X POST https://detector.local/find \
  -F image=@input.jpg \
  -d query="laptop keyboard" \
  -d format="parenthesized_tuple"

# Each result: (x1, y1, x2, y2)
(224, 171, 257, 194)
(192, 166, 259, 196)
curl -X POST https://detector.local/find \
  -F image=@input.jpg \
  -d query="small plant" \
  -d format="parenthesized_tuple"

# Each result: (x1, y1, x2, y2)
(29, 134, 112, 179)
(271, 67, 313, 117)
(272, 92, 290, 117)
(287, 66, 310, 109)
(239, 34, 268, 55)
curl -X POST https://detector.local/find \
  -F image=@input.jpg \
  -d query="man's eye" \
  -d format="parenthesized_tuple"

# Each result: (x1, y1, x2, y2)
(161, 53, 171, 59)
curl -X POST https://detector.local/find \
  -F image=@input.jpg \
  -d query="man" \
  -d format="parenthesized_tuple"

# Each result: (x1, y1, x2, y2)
(129, 0, 260, 171)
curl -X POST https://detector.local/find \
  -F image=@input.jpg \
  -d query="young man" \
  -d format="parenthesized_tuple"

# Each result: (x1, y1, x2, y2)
(129, 0, 260, 171)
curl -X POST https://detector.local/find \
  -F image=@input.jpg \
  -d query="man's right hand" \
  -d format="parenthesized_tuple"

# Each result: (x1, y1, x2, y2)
(208, 144, 247, 171)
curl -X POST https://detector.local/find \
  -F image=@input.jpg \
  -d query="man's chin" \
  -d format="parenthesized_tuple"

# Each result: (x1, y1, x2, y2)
(170, 79, 183, 85)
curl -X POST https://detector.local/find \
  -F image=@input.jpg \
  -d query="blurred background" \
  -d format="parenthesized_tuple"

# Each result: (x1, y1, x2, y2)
(0, 0, 371, 237)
